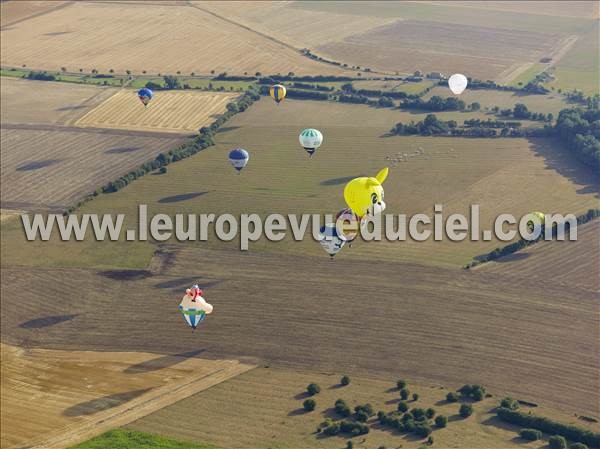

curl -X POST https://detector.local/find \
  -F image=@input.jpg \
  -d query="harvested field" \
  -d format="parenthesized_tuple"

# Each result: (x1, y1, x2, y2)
(1, 247, 598, 417)
(1, 77, 116, 126)
(0, 1, 348, 76)
(422, 1, 599, 19)
(131, 366, 600, 449)
(75, 89, 238, 134)
(0, 126, 184, 211)
(0, 1, 70, 28)
(483, 220, 600, 293)
(0, 343, 255, 449)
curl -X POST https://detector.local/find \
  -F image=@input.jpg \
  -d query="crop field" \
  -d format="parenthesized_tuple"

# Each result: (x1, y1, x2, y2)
(130, 366, 600, 449)
(1, 77, 116, 126)
(3, 97, 596, 269)
(0, 1, 348, 76)
(1, 247, 598, 418)
(0, 127, 184, 211)
(0, 343, 254, 449)
(0, 0, 69, 28)
(75, 90, 239, 134)
(423, 86, 571, 116)
(483, 220, 600, 293)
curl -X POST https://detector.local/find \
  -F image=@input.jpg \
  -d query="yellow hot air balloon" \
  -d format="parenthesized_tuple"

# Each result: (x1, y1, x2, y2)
(343, 168, 389, 218)
(269, 84, 286, 104)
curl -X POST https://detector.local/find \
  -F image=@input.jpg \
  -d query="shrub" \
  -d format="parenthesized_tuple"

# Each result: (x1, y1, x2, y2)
(500, 397, 519, 410)
(323, 422, 340, 435)
(458, 384, 473, 397)
(471, 385, 486, 401)
(335, 399, 351, 417)
(549, 435, 568, 449)
(520, 429, 542, 441)
(400, 388, 410, 400)
(306, 383, 320, 395)
(397, 401, 409, 413)
(341, 375, 350, 386)
(397, 379, 407, 389)
(459, 404, 473, 418)
(426, 408, 436, 419)
(356, 410, 369, 422)
(412, 393, 420, 401)
(412, 408, 426, 421)
(427, 436, 434, 445)
(446, 392, 458, 403)
(435, 415, 448, 428)
(303, 398, 316, 411)
(414, 423, 433, 437)
(354, 403, 374, 416)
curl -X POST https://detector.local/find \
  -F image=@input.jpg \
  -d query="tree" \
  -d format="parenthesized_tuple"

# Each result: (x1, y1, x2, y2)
(459, 404, 473, 418)
(341, 375, 350, 386)
(226, 102, 239, 113)
(255, 71, 261, 76)
(163, 75, 181, 89)
(397, 401, 408, 413)
(412, 408, 426, 421)
(470, 102, 481, 111)
(356, 410, 369, 422)
(303, 398, 316, 411)
(400, 388, 410, 400)
(414, 423, 432, 437)
(126, 70, 131, 75)
(500, 397, 519, 410)
(513, 103, 530, 119)
(520, 429, 542, 441)
(109, 69, 114, 73)
(412, 393, 420, 402)
(306, 383, 320, 395)
(435, 415, 448, 428)
(548, 435, 567, 449)
(397, 379, 407, 389)
(425, 408, 436, 419)
(335, 399, 351, 417)
(61, 67, 67, 72)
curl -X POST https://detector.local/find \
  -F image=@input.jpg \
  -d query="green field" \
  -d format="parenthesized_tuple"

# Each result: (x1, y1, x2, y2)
(130, 77, 255, 91)
(507, 63, 546, 88)
(70, 429, 217, 449)
(2, 96, 597, 270)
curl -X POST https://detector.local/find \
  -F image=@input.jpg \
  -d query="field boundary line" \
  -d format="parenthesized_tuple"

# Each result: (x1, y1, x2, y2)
(21, 360, 257, 449)
(0, 1, 74, 30)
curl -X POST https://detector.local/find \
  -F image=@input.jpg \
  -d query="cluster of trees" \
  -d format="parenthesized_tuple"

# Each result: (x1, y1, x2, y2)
(497, 103, 552, 122)
(390, 114, 456, 136)
(453, 78, 548, 95)
(400, 95, 466, 111)
(26, 71, 56, 81)
(458, 384, 486, 401)
(555, 107, 600, 172)
(291, 82, 333, 91)
(258, 74, 357, 84)
(466, 209, 600, 268)
(497, 407, 599, 448)
(464, 118, 522, 128)
(319, 419, 369, 437)
(101, 88, 259, 195)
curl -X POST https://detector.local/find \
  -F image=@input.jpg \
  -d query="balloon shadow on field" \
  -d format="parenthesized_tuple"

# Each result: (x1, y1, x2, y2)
(216, 126, 241, 134)
(321, 175, 364, 186)
(104, 146, 142, 154)
(63, 388, 152, 416)
(124, 349, 205, 374)
(99, 270, 152, 281)
(19, 314, 77, 329)
(158, 192, 209, 203)
(16, 160, 62, 171)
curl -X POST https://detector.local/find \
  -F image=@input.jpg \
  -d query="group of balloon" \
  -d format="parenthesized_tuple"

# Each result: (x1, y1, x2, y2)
(137, 75, 470, 330)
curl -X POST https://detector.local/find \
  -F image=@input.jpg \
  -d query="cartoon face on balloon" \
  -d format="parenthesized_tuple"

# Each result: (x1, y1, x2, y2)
(343, 168, 388, 218)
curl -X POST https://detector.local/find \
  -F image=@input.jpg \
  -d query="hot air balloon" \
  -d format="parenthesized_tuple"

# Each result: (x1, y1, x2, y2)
(335, 207, 361, 245)
(137, 87, 153, 107)
(179, 285, 213, 331)
(448, 74, 468, 95)
(525, 211, 545, 236)
(269, 84, 286, 104)
(318, 223, 346, 258)
(228, 148, 249, 173)
(299, 128, 323, 158)
(343, 168, 388, 218)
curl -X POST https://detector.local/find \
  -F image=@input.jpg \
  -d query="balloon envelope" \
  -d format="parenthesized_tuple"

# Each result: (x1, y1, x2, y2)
(228, 148, 249, 172)
(179, 293, 213, 329)
(448, 74, 468, 95)
(299, 129, 323, 157)
(269, 84, 286, 103)
(137, 87, 153, 106)
(318, 223, 345, 257)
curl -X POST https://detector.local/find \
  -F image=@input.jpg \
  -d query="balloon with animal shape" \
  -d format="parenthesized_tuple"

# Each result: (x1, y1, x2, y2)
(179, 285, 213, 331)
(343, 167, 389, 218)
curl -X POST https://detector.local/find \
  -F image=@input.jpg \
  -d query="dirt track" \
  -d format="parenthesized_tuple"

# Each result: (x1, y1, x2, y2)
(2, 242, 598, 417)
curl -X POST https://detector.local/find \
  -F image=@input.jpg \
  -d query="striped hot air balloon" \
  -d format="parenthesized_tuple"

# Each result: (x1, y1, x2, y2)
(228, 148, 249, 173)
(137, 87, 153, 107)
(269, 84, 286, 104)
(299, 128, 323, 158)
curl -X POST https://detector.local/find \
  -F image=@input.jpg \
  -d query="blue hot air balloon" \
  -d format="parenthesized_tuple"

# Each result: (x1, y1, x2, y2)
(228, 148, 249, 173)
(137, 87, 153, 107)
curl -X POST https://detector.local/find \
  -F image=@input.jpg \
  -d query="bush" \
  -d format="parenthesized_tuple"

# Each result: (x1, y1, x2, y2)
(323, 422, 340, 435)
(356, 410, 369, 422)
(412, 408, 426, 421)
(500, 397, 519, 410)
(303, 398, 316, 411)
(397, 379, 407, 389)
(426, 408, 436, 419)
(549, 435, 568, 449)
(412, 393, 420, 401)
(458, 384, 473, 397)
(459, 404, 473, 418)
(306, 383, 320, 395)
(400, 388, 410, 400)
(414, 423, 433, 437)
(435, 415, 448, 428)
(341, 375, 350, 386)
(446, 392, 458, 402)
(354, 403, 374, 417)
(335, 399, 351, 417)
(398, 401, 409, 413)
(520, 429, 542, 441)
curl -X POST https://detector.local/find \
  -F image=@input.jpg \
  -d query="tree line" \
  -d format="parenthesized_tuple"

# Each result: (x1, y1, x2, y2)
(555, 107, 600, 172)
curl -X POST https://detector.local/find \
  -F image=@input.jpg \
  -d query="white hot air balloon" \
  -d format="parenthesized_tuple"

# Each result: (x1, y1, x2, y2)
(448, 74, 468, 95)
(299, 128, 323, 158)
(318, 223, 345, 258)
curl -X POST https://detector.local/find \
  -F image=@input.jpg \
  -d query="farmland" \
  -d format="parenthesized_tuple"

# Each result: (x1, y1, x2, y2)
(75, 90, 238, 134)
(0, 1, 348, 76)
(1, 343, 254, 449)
(131, 366, 600, 449)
